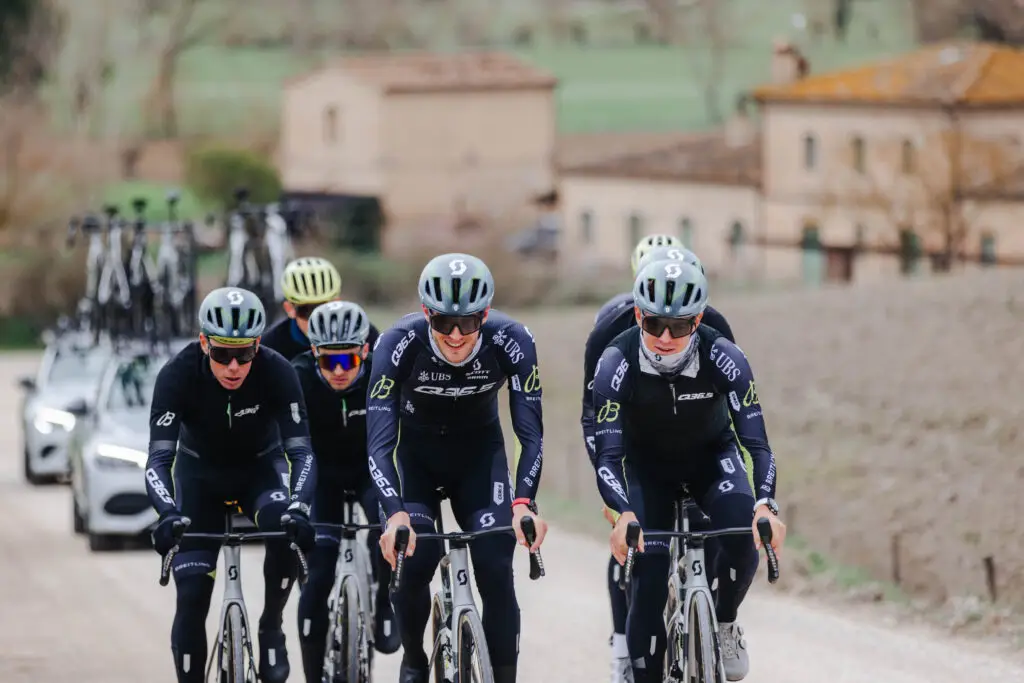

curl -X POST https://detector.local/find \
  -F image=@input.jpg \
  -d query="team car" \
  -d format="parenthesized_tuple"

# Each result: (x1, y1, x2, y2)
(18, 331, 114, 485)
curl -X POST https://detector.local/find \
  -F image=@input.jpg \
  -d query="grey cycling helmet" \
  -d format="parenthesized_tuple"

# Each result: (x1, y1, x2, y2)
(198, 287, 267, 339)
(419, 253, 494, 315)
(307, 301, 370, 348)
(633, 259, 709, 317)
(636, 245, 705, 275)
(630, 234, 682, 275)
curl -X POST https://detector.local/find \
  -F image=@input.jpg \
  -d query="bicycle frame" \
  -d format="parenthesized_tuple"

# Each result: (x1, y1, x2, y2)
(431, 541, 478, 679)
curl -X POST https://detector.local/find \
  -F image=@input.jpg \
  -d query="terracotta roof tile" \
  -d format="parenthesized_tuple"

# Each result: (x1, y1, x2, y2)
(286, 51, 556, 94)
(753, 42, 1024, 106)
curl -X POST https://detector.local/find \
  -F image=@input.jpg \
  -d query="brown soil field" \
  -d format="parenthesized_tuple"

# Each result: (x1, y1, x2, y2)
(370, 269, 1024, 613)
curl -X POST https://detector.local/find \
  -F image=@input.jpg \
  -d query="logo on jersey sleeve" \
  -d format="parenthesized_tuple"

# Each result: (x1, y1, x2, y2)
(155, 411, 176, 427)
(742, 381, 759, 407)
(391, 330, 416, 367)
(596, 399, 620, 424)
(290, 402, 300, 423)
(523, 365, 541, 393)
(370, 375, 395, 399)
(611, 359, 629, 391)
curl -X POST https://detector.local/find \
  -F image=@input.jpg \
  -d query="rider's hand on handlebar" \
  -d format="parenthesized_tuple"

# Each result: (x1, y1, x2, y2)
(380, 512, 416, 570)
(512, 505, 548, 551)
(152, 509, 187, 556)
(610, 511, 642, 565)
(282, 502, 315, 554)
(753, 505, 786, 556)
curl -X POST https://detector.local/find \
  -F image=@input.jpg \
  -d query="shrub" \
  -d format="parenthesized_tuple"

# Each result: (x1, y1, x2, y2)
(185, 146, 281, 208)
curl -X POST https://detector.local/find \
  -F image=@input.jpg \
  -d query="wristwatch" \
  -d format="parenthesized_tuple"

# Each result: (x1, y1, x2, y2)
(753, 497, 779, 516)
(512, 498, 539, 514)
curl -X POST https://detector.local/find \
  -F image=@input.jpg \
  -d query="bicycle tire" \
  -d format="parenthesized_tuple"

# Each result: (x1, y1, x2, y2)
(222, 603, 246, 683)
(455, 611, 494, 683)
(339, 576, 369, 683)
(689, 590, 718, 683)
(664, 579, 682, 681)
(430, 594, 450, 683)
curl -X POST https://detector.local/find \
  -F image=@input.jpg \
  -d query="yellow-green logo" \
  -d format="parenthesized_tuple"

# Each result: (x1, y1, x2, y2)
(742, 380, 759, 407)
(524, 365, 541, 393)
(370, 375, 395, 399)
(596, 399, 620, 424)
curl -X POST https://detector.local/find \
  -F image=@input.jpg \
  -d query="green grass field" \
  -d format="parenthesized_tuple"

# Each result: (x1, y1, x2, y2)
(49, 0, 917, 137)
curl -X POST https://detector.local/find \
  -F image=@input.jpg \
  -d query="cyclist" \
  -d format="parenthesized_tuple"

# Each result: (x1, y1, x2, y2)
(291, 301, 400, 683)
(145, 287, 318, 683)
(368, 253, 548, 683)
(583, 236, 736, 683)
(262, 256, 380, 359)
(591, 260, 786, 683)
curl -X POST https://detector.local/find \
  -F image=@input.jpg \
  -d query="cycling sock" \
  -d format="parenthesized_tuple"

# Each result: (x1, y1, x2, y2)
(394, 584, 431, 669)
(607, 553, 628, 635)
(171, 573, 214, 683)
(611, 632, 629, 659)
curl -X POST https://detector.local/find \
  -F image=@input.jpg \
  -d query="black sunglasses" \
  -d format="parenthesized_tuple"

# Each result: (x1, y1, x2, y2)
(640, 315, 699, 339)
(207, 344, 258, 366)
(429, 312, 484, 335)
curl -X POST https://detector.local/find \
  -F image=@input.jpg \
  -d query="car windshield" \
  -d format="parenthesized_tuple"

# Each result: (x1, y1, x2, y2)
(107, 357, 162, 411)
(47, 347, 111, 384)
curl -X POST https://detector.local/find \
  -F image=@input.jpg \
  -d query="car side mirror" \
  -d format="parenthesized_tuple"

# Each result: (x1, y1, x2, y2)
(65, 399, 91, 417)
(18, 376, 36, 391)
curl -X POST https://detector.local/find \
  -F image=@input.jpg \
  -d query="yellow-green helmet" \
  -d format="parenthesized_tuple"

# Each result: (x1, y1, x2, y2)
(280, 257, 341, 305)
(630, 234, 682, 275)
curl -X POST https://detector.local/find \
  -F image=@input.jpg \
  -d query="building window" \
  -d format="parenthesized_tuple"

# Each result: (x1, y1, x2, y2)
(323, 106, 338, 144)
(898, 227, 922, 275)
(851, 135, 866, 173)
(854, 223, 866, 248)
(628, 213, 644, 249)
(727, 220, 745, 261)
(678, 217, 693, 248)
(580, 210, 594, 245)
(801, 222, 821, 250)
(980, 233, 997, 265)
(901, 139, 915, 174)
(803, 133, 818, 170)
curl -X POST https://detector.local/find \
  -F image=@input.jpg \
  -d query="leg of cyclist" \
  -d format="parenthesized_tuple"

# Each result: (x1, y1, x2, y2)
(358, 483, 400, 654)
(297, 472, 343, 683)
(694, 445, 758, 682)
(388, 436, 445, 683)
(448, 428, 519, 683)
(622, 464, 674, 683)
(607, 552, 631, 683)
(169, 461, 227, 683)
(242, 456, 297, 683)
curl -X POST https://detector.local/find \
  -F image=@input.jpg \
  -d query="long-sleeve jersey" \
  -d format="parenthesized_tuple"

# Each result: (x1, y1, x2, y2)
(145, 341, 317, 516)
(592, 325, 775, 515)
(262, 317, 380, 361)
(580, 292, 735, 462)
(292, 350, 371, 484)
(366, 311, 544, 518)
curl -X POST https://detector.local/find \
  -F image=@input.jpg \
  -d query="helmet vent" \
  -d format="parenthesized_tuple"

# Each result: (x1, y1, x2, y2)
(231, 307, 241, 332)
(245, 309, 256, 330)
(213, 308, 224, 329)
(468, 278, 480, 302)
(451, 277, 462, 303)
(680, 282, 695, 307)
(431, 276, 442, 301)
(664, 280, 676, 307)
(644, 278, 656, 302)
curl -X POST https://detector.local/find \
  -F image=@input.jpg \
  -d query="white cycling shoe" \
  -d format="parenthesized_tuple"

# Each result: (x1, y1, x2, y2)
(611, 653, 634, 683)
(718, 621, 749, 681)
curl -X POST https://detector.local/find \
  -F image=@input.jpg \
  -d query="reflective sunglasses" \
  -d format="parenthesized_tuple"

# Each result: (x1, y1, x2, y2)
(428, 313, 484, 336)
(207, 343, 258, 366)
(293, 303, 319, 319)
(317, 351, 362, 372)
(640, 315, 699, 339)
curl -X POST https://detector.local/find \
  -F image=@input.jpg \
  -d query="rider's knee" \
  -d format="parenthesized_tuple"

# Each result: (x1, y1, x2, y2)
(174, 570, 215, 618)
(469, 534, 515, 599)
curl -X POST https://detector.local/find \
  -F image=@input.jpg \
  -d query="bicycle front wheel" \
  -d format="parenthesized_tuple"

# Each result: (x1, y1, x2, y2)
(688, 590, 718, 683)
(455, 611, 494, 683)
(221, 603, 246, 683)
(330, 576, 368, 683)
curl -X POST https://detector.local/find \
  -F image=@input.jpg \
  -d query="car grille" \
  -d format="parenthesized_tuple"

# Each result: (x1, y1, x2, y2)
(103, 493, 151, 516)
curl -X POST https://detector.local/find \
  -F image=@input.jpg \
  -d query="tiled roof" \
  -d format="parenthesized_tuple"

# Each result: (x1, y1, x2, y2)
(561, 129, 761, 187)
(555, 131, 704, 169)
(753, 42, 1024, 106)
(286, 51, 557, 94)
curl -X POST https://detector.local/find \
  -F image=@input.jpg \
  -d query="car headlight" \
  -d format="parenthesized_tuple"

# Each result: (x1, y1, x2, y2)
(94, 443, 147, 470)
(33, 407, 76, 434)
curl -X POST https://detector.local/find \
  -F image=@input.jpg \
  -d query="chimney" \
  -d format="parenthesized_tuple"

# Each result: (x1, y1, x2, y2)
(725, 97, 755, 148)
(771, 38, 809, 84)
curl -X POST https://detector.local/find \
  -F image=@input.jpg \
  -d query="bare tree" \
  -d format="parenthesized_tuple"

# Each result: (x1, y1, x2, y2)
(678, 0, 733, 125)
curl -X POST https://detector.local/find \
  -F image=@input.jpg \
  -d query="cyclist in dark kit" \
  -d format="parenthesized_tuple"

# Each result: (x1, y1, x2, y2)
(368, 253, 549, 683)
(146, 287, 317, 683)
(591, 260, 786, 682)
(291, 300, 400, 683)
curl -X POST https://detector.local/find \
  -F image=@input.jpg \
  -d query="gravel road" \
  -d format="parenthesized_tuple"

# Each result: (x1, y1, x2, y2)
(1, 352, 1021, 682)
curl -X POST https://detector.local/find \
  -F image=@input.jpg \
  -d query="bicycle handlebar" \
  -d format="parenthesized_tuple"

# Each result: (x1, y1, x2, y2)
(158, 517, 309, 587)
(315, 522, 381, 532)
(387, 516, 546, 594)
(622, 518, 779, 588)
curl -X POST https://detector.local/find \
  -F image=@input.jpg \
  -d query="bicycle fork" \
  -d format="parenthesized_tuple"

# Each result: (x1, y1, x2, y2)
(206, 544, 258, 683)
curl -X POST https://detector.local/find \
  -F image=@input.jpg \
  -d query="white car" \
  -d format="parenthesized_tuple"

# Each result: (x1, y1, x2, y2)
(68, 341, 188, 551)
(19, 333, 115, 485)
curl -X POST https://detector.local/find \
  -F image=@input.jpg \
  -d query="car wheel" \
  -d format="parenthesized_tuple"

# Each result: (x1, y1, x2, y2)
(73, 498, 86, 535)
(88, 532, 122, 552)
(23, 445, 50, 486)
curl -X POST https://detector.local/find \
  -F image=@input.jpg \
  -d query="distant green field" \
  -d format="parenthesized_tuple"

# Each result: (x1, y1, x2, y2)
(48, 0, 916, 136)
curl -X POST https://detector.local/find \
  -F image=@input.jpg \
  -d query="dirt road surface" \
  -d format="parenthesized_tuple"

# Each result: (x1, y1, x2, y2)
(1, 353, 1022, 682)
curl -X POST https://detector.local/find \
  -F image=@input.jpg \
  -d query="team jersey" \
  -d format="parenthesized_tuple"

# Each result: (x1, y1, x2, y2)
(145, 341, 316, 516)
(366, 311, 543, 518)
(291, 350, 371, 484)
(262, 317, 380, 361)
(580, 292, 735, 462)
(591, 325, 775, 515)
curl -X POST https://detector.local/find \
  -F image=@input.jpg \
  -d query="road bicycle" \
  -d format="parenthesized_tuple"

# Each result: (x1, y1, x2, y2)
(390, 490, 546, 683)
(222, 187, 280, 315)
(316, 493, 380, 683)
(621, 496, 779, 683)
(68, 205, 132, 342)
(159, 501, 310, 683)
(126, 197, 158, 339)
(154, 191, 199, 338)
